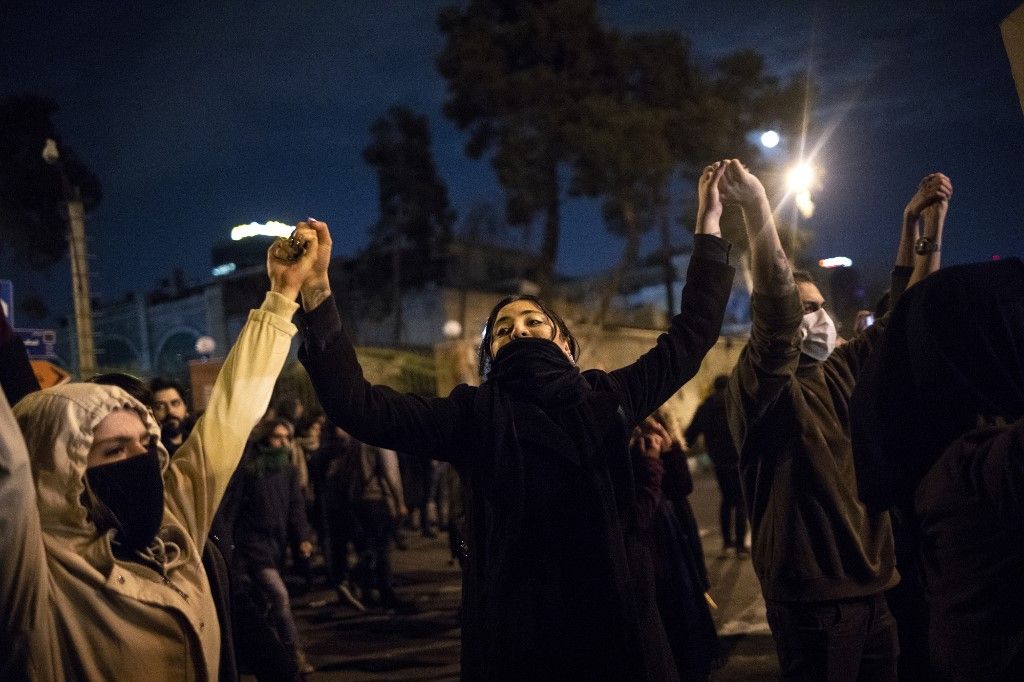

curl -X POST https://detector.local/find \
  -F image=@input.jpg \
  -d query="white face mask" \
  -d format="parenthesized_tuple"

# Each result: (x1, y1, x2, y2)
(799, 308, 837, 362)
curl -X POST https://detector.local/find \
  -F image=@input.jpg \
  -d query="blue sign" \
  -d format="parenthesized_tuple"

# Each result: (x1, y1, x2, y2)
(0, 279, 12, 326)
(16, 328, 58, 359)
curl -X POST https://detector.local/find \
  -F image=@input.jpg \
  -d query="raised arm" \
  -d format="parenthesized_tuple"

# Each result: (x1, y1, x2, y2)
(721, 160, 802, 429)
(605, 163, 735, 424)
(162, 222, 317, 546)
(0, 391, 61, 680)
(905, 173, 952, 289)
(297, 220, 467, 462)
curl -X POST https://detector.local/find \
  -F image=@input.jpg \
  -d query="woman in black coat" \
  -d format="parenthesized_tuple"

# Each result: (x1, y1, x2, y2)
(292, 166, 734, 681)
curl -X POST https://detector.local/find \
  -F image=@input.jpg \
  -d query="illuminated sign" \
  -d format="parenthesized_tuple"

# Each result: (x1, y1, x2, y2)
(230, 221, 294, 241)
(818, 256, 853, 269)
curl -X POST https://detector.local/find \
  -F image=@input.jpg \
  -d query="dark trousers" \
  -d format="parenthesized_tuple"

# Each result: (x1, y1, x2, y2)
(766, 592, 899, 682)
(353, 499, 397, 598)
(714, 467, 747, 548)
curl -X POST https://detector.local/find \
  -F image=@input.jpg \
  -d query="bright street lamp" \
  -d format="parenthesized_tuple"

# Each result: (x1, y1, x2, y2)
(786, 163, 816, 194)
(759, 130, 780, 148)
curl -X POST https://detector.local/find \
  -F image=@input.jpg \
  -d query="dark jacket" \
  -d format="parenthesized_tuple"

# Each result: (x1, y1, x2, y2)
(685, 390, 737, 471)
(727, 285, 900, 602)
(915, 419, 1024, 680)
(298, 240, 734, 681)
(230, 445, 314, 574)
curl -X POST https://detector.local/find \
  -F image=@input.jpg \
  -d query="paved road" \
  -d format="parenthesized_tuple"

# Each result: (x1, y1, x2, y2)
(284, 465, 779, 680)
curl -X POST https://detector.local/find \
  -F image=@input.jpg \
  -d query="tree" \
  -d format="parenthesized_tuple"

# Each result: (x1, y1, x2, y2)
(362, 105, 456, 281)
(362, 105, 456, 342)
(437, 0, 610, 293)
(0, 94, 101, 269)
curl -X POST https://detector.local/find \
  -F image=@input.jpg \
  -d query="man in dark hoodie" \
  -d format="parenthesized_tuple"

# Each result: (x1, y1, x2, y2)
(723, 160, 951, 680)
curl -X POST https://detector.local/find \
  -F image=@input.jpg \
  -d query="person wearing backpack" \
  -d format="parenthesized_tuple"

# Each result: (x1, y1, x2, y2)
(341, 441, 411, 612)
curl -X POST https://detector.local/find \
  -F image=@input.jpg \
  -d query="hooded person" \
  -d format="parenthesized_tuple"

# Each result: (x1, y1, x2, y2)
(851, 258, 1024, 680)
(292, 165, 735, 682)
(0, 222, 318, 681)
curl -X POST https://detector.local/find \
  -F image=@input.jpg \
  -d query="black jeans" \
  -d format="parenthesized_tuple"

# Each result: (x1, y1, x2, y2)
(714, 467, 747, 548)
(766, 592, 898, 681)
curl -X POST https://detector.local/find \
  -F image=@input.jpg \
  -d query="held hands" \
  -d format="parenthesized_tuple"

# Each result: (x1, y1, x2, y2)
(718, 159, 768, 210)
(267, 221, 320, 300)
(917, 173, 952, 235)
(904, 173, 952, 225)
(299, 540, 314, 559)
(696, 161, 727, 236)
(300, 218, 334, 311)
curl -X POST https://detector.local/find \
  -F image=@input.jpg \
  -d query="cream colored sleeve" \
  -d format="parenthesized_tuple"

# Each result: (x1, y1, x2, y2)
(0, 391, 63, 681)
(163, 291, 299, 548)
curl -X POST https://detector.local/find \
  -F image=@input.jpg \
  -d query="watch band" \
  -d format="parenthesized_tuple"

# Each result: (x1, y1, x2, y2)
(915, 237, 940, 255)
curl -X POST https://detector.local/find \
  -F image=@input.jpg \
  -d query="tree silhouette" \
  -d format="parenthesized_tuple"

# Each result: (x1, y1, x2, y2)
(0, 94, 101, 269)
(362, 104, 456, 285)
(437, 0, 610, 293)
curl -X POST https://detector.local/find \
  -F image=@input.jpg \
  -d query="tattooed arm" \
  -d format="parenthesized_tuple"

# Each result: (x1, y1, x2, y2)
(718, 160, 795, 297)
(721, 160, 804, 439)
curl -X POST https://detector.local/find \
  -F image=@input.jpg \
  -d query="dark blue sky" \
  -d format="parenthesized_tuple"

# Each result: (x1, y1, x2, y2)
(3, 1, 1023, 324)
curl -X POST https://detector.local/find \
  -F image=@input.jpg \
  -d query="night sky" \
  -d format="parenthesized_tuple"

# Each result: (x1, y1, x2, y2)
(3, 1, 1023, 327)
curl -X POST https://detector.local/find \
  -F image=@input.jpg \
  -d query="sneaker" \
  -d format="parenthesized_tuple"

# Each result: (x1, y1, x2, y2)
(336, 581, 367, 612)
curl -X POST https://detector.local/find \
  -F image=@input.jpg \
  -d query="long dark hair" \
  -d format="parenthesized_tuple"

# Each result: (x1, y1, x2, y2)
(478, 294, 579, 379)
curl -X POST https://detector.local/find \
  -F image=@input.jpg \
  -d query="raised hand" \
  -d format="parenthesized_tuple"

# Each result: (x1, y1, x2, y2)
(267, 221, 319, 301)
(904, 173, 953, 223)
(299, 218, 334, 311)
(696, 161, 727, 236)
(718, 159, 768, 210)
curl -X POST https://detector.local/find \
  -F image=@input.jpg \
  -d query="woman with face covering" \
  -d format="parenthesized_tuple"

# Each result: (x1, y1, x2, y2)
(294, 166, 735, 682)
(0, 224, 319, 681)
(851, 258, 1024, 680)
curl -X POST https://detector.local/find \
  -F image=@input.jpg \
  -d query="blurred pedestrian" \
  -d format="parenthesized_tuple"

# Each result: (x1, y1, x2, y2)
(685, 374, 747, 556)
(230, 419, 317, 675)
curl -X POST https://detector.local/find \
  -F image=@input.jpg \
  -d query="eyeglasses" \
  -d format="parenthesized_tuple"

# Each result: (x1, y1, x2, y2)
(802, 300, 824, 314)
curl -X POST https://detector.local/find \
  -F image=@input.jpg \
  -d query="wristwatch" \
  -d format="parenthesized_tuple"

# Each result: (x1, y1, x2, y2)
(914, 237, 940, 255)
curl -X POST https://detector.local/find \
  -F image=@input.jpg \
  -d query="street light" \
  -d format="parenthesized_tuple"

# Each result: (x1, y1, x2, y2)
(42, 138, 97, 377)
(786, 162, 817, 219)
(759, 130, 780, 148)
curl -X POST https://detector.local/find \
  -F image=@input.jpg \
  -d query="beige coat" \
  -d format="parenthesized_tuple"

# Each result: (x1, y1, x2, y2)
(2, 292, 297, 681)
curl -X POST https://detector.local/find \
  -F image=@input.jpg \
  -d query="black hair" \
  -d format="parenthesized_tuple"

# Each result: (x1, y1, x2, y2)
(478, 294, 579, 380)
(90, 372, 153, 407)
(255, 417, 294, 445)
(149, 377, 188, 404)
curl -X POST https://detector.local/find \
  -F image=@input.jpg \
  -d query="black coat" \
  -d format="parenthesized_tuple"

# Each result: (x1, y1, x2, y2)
(299, 247, 733, 681)
(229, 445, 314, 574)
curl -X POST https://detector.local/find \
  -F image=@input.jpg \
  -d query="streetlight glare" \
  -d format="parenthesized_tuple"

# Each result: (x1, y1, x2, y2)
(786, 163, 816, 193)
(818, 256, 853, 269)
(760, 130, 780, 148)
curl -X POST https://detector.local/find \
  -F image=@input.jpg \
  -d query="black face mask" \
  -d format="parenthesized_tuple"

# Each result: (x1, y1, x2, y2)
(85, 445, 165, 553)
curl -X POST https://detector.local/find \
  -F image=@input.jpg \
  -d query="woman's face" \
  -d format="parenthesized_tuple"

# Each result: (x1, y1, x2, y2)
(87, 408, 154, 469)
(489, 300, 572, 360)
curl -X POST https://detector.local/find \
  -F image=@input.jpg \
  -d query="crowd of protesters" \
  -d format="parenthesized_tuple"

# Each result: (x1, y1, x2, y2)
(2, 154, 1022, 682)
